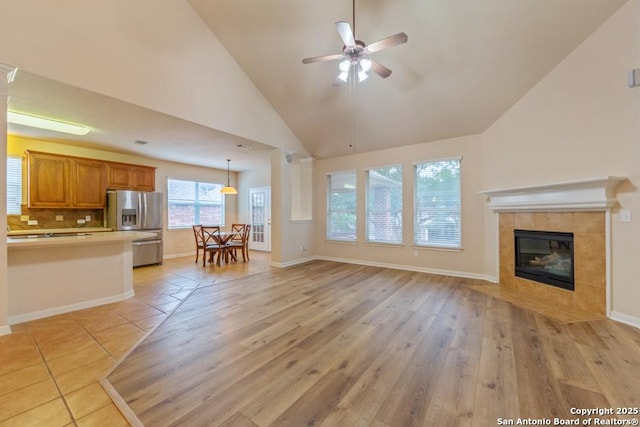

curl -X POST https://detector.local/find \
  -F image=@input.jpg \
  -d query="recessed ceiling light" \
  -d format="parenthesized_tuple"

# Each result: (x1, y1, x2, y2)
(7, 111, 90, 136)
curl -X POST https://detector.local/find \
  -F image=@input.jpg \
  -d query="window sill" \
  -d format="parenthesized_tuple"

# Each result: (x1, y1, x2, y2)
(412, 245, 463, 252)
(326, 239, 358, 245)
(364, 242, 404, 248)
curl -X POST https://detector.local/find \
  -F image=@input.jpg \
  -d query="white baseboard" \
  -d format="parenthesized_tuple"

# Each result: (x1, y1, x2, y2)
(0, 325, 12, 336)
(9, 290, 135, 325)
(163, 252, 194, 260)
(271, 256, 316, 268)
(274, 255, 495, 283)
(610, 311, 640, 330)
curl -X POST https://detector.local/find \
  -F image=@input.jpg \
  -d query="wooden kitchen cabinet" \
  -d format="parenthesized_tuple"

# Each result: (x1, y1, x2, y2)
(73, 158, 106, 208)
(27, 151, 106, 208)
(26, 151, 156, 208)
(27, 152, 73, 208)
(106, 163, 156, 191)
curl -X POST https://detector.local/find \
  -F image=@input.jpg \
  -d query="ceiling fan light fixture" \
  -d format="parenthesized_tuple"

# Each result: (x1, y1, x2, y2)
(357, 69, 369, 82)
(337, 71, 350, 82)
(359, 58, 372, 73)
(220, 159, 237, 195)
(338, 59, 351, 73)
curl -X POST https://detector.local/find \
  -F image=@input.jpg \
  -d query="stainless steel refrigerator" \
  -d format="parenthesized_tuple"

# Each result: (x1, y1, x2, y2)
(106, 190, 163, 267)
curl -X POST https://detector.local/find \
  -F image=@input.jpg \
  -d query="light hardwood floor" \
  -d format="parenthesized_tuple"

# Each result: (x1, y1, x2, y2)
(102, 260, 640, 427)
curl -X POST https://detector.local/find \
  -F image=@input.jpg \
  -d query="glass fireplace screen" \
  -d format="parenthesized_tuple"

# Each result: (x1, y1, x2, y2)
(514, 229, 574, 291)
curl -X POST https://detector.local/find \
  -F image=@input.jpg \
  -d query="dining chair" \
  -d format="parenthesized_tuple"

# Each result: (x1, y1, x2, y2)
(192, 224, 205, 264)
(227, 224, 247, 262)
(227, 223, 250, 262)
(200, 225, 227, 267)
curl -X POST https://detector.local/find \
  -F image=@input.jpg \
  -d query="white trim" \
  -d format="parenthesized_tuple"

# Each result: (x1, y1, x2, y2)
(480, 177, 626, 212)
(0, 325, 12, 336)
(163, 252, 195, 260)
(9, 290, 135, 325)
(271, 256, 316, 268)
(610, 311, 640, 330)
(273, 254, 497, 281)
(605, 211, 612, 317)
(411, 155, 463, 166)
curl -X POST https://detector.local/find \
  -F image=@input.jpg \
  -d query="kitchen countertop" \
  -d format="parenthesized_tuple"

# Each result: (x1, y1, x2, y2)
(8, 227, 113, 236)
(7, 230, 155, 249)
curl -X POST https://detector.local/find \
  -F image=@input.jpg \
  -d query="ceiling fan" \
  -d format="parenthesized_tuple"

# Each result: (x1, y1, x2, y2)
(302, 0, 408, 84)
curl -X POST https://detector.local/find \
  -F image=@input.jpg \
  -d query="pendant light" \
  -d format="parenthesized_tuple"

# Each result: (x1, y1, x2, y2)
(220, 159, 238, 195)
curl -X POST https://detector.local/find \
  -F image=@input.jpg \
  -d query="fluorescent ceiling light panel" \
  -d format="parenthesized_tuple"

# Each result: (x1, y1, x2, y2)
(7, 111, 90, 136)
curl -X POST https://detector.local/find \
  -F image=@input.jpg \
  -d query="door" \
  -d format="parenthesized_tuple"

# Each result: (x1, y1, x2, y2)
(248, 187, 271, 252)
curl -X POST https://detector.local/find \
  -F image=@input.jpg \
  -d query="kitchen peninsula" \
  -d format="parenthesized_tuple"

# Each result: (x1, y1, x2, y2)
(7, 230, 154, 325)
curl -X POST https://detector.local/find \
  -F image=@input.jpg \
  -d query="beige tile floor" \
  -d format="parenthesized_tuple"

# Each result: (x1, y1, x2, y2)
(0, 251, 271, 426)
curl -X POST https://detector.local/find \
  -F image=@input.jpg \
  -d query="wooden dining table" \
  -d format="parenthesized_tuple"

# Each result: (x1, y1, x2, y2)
(207, 230, 241, 264)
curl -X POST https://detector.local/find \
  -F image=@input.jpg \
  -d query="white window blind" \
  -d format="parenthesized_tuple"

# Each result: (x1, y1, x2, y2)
(414, 159, 461, 248)
(7, 156, 22, 215)
(366, 165, 402, 244)
(167, 178, 225, 228)
(327, 170, 357, 241)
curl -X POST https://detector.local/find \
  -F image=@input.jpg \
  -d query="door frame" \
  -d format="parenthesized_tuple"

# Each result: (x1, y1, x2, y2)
(248, 186, 271, 252)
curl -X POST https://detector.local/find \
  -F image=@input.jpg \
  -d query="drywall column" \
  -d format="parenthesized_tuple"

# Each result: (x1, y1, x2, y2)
(0, 62, 18, 335)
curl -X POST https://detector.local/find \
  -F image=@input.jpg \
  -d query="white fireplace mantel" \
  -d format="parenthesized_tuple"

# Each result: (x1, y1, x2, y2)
(480, 176, 626, 212)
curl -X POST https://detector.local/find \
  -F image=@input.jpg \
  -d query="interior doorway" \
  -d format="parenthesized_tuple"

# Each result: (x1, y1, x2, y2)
(248, 186, 271, 252)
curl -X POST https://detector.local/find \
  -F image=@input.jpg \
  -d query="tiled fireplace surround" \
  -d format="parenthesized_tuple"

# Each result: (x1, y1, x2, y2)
(499, 211, 605, 315)
(483, 177, 625, 319)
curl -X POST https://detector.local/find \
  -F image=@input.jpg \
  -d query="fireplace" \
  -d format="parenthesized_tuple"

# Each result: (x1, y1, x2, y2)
(514, 229, 574, 291)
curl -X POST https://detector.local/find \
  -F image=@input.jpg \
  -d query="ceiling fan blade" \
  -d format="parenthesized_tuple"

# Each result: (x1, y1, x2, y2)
(302, 53, 344, 64)
(365, 32, 408, 54)
(371, 60, 392, 78)
(335, 21, 356, 48)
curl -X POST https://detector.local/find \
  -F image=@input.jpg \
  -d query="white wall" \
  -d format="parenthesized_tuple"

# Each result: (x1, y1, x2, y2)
(482, 0, 640, 323)
(0, 0, 307, 156)
(0, 64, 17, 335)
(314, 134, 488, 279)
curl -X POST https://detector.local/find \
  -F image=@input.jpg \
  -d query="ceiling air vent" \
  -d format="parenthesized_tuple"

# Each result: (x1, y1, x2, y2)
(134, 140, 150, 145)
(235, 144, 253, 151)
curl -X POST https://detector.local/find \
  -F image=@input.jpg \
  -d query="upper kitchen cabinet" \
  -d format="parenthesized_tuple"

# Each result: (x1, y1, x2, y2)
(73, 158, 106, 208)
(26, 151, 107, 208)
(106, 162, 156, 192)
(27, 151, 72, 208)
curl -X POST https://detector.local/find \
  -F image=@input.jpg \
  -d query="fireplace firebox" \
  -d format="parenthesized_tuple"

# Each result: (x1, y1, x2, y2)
(514, 230, 574, 291)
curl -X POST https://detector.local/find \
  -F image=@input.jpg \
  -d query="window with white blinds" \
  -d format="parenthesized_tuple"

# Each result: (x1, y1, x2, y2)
(327, 170, 357, 241)
(414, 159, 461, 248)
(7, 156, 22, 215)
(366, 165, 402, 244)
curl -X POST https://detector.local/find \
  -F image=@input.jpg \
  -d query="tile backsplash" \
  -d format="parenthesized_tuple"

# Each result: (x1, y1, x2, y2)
(7, 206, 104, 231)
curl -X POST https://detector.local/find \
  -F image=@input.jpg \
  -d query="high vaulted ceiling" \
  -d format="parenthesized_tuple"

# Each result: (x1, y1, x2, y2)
(6, 0, 629, 169)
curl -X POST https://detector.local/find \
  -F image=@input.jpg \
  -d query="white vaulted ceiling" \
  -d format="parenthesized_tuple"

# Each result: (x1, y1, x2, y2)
(3, 0, 629, 169)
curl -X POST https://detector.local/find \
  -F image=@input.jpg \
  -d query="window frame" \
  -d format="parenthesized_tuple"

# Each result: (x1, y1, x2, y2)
(365, 164, 403, 245)
(166, 177, 225, 230)
(413, 157, 462, 249)
(6, 155, 22, 215)
(326, 170, 357, 241)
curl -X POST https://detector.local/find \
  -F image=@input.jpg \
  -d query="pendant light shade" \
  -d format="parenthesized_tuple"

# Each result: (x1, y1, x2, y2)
(220, 159, 238, 195)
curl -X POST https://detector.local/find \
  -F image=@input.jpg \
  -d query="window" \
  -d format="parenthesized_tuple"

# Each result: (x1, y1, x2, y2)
(414, 158, 461, 248)
(327, 170, 356, 241)
(167, 178, 225, 228)
(7, 156, 22, 215)
(366, 165, 402, 244)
